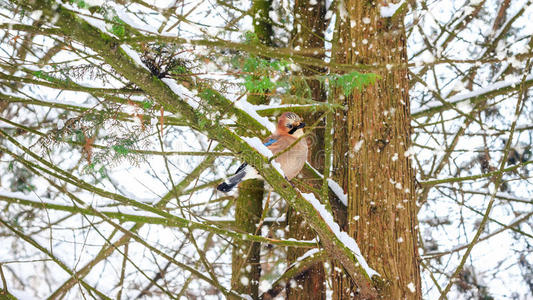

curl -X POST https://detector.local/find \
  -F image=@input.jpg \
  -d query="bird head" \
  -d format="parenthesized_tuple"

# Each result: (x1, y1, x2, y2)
(277, 112, 306, 136)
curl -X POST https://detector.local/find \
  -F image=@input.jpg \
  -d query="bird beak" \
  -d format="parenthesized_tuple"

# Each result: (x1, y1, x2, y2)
(288, 122, 305, 134)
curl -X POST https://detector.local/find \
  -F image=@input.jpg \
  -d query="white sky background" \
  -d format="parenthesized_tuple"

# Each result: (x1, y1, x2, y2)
(0, 0, 532, 299)
(409, 1, 533, 299)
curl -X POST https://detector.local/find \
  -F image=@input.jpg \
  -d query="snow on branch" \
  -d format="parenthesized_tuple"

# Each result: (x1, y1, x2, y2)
(235, 100, 276, 132)
(301, 192, 379, 278)
(120, 44, 150, 71)
(161, 78, 201, 110)
(326, 179, 348, 206)
(26, 0, 378, 292)
(306, 163, 348, 206)
(380, 0, 406, 18)
(412, 74, 533, 117)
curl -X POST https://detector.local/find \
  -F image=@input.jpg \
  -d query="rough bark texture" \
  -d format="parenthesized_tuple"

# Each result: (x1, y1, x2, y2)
(286, 209, 325, 300)
(285, 0, 327, 298)
(231, 179, 265, 298)
(22, 1, 378, 296)
(251, 0, 274, 46)
(232, 98, 265, 299)
(231, 0, 272, 296)
(332, 1, 422, 299)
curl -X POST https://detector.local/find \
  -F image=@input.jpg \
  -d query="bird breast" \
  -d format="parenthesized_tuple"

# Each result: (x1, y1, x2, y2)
(273, 137, 308, 180)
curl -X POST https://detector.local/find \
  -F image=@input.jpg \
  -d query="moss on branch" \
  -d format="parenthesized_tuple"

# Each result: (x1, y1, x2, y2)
(12, 1, 378, 295)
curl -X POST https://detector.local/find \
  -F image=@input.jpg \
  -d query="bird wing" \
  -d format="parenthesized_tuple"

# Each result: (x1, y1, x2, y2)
(263, 138, 277, 146)
(266, 135, 293, 155)
(231, 135, 280, 175)
(263, 134, 279, 147)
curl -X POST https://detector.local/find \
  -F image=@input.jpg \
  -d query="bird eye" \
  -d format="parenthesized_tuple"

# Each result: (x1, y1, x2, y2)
(287, 124, 293, 129)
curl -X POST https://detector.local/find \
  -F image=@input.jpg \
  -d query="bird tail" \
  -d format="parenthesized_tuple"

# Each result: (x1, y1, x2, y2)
(217, 163, 249, 192)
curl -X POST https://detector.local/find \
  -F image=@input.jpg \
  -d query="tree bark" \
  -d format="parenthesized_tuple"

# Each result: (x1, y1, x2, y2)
(285, 0, 327, 298)
(231, 0, 273, 297)
(332, 1, 422, 299)
(21, 1, 378, 296)
(232, 179, 265, 298)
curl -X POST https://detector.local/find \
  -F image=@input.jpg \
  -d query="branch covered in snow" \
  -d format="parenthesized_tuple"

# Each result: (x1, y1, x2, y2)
(15, 1, 378, 295)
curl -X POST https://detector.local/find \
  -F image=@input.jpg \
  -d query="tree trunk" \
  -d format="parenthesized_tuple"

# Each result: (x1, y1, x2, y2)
(332, 1, 422, 299)
(231, 0, 273, 297)
(232, 179, 265, 298)
(285, 0, 327, 299)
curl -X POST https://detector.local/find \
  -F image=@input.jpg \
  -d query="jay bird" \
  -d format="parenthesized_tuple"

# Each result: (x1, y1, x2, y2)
(217, 112, 308, 192)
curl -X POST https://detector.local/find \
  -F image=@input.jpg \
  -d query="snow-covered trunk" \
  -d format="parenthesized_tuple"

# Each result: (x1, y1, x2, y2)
(285, 0, 327, 298)
(332, 1, 422, 299)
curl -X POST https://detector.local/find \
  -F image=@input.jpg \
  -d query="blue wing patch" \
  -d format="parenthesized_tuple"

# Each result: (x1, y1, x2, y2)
(264, 138, 277, 146)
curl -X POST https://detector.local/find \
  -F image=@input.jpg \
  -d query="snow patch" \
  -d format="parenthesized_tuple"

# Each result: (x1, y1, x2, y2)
(8, 289, 40, 300)
(407, 282, 416, 293)
(327, 179, 348, 206)
(380, 1, 405, 18)
(300, 192, 378, 278)
(120, 44, 149, 71)
(259, 281, 272, 293)
(242, 137, 273, 158)
(456, 100, 473, 113)
(412, 74, 533, 116)
(404, 146, 416, 157)
(421, 51, 435, 64)
(161, 78, 200, 110)
(111, 3, 159, 34)
(85, 0, 104, 6)
(287, 248, 320, 269)
(30, 10, 43, 20)
(240, 137, 286, 177)
(271, 160, 286, 178)
(235, 99, 276, 133)
(240, 276, 249, 286)
(353, 140, 364, 153)
(338, 0, 348, 21)
(392, 153, 398, 161)
(305, 163, 348, 207)
(61, 2, 112, 37)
